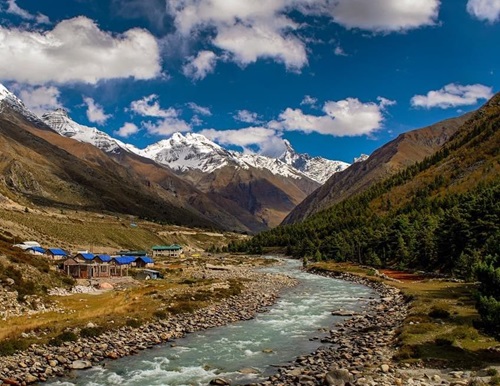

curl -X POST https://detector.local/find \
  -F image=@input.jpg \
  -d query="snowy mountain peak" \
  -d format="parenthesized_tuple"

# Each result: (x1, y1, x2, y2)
(354, 154, 369, 163)
(142, 131, 232, 173)
(41, 109, 132, 155)
(0, 83, 41, 123)
(278, 141, 350, 183)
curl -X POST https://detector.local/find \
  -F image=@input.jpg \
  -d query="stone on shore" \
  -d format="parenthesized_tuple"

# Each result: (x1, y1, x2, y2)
(324, 368, 353, 385)
(70, 360, 92, 370)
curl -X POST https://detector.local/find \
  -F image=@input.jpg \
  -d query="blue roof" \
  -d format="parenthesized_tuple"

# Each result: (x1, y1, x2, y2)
(48, 248, 67, 256)
(97, 254, 111, 262)
(112, 256, 136, 265)
(28, 246, 45, 253)
(137, 256, 154, 264)
(78, 253, 95, 260)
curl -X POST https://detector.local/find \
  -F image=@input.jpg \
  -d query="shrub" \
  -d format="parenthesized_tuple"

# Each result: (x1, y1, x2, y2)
(428, 307, 450, 319)
(49, 331, 78, 346)
(80, 326, 106, 338)
(0, 338, 30, 356)
(486, 368, 498, 376)
(153, 310, 167, 319)
(126, 319, 142, 328)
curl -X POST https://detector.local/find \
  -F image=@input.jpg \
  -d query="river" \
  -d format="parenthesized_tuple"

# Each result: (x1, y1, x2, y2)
(48, 258, 376, 386)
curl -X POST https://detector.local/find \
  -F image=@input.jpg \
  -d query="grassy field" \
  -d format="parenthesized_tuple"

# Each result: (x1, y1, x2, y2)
(0, 255, 269, 356)
(0, 207, 247, 253)
(311, 261, 500, 369)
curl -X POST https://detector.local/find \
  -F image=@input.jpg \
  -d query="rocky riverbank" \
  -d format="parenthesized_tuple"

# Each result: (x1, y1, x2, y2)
(0, 267, 297, 385)
(252, 268, 498, 386)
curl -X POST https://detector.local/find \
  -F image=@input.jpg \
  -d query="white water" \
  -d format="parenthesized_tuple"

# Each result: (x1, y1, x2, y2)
(48, 258, 376, 385)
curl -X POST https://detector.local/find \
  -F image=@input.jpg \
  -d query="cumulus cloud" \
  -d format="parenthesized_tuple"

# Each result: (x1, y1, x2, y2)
(334, 46, 348, 56)
(130, 94, 177, 118)
(270, 97, 394, 137)
(143, 118, 191, 136)
(83, 97, 111, 124)
(182, 50, 218, 80)
(200, 126, 286, 157)
(0, 16, 161, 85)
(467, 0, 500, 22)
(233, 110, 261, 124)
(130, 94, 191, 136)
(410, 83, 493, 109)
(300, 95, 318, 107)
(168, 1, 308, 71)
(187, 102, 212, 116)
(166, 0, 442, 75)
(114, 122, 139, 138)
(326, 0, 440, 32)
(13, 85, 63, 116)
(3, 0, 50, 24)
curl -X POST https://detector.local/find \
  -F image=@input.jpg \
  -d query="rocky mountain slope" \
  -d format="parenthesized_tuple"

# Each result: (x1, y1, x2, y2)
(282, 112, 471, 224)
(0, 88, 257, 232)
(3, 83, 347, 232)
(40, 106, 343, 229)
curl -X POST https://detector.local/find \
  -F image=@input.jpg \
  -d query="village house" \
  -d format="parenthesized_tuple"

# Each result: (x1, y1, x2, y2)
(46, 248, 68, 261)
(135, 256, 155, 268)
(151, 245, 183, 258)
(26, 246, 45, 255)
(63, 253, 112, 279)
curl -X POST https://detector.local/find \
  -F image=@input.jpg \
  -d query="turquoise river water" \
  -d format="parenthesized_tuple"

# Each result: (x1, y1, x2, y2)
(48, 258, 376, 386)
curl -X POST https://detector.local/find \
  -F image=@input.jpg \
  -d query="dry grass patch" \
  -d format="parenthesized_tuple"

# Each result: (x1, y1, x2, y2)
(310, 261, 500, 368)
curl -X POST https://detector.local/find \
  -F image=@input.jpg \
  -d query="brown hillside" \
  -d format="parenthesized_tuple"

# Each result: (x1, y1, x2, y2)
(282, 112, 471, 225)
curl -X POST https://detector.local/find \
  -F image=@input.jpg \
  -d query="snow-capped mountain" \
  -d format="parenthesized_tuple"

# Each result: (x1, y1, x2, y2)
(41, 109, 141, 155)
(142, 132, 333, 181)
(278, 140, 350, 183)
(354, 154, 369, 163)
(0, 84, 39, 122)
(141, 132, 239, 174)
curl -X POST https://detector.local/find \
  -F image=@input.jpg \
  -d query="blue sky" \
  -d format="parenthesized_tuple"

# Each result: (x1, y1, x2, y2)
(0, 0, 499, 163)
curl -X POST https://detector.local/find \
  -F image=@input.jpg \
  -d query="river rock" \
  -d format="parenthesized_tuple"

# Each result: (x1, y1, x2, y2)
(324, 368, 353, 385)
(70, 360, 92, 370)
(209, 377, 231, 385)
(239, 367, 260, 374)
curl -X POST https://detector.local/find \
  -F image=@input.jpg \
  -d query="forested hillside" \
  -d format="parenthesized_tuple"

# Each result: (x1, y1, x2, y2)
(229, 94, 500, 333)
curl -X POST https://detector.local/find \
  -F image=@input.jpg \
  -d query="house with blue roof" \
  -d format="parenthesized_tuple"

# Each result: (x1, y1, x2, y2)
(45, 248, 68, 260)
(135, 256, 155, 268)
(27, 246, 45, 256)
(74, 253, 95, 262)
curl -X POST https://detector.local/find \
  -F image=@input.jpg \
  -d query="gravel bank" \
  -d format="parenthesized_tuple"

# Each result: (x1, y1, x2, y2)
(251, 268, 498, 386)
(0, 267, 296, 385)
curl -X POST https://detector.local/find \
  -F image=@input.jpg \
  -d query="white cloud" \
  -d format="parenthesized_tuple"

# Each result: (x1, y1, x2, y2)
(334, 46, 348, 56)
(83, 97, 111, 125)
(300, 95, 318, 107)
(168, 1, 307, 71)
(4, 0, 50, 24)
(187, 102, 212, 116)
(467, 0, 500, 22)
(326, 0, 440, 32)
(0, 16, 161, 85)
(114, 122, 139, 138)
(213, 21, 307, 70)
(130, 94, 177, 118)
(167, 0, 441, 75)
(13, 85, 62, 116)
(143, 118, 191, 136)
(182, 50, 218, 80)
(200, 126, 286, 157)
(270, 97, 393, 136)
(410, 83, 493, 109)
(130, 94, 191, 136)
(234, 109, 260, 124)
